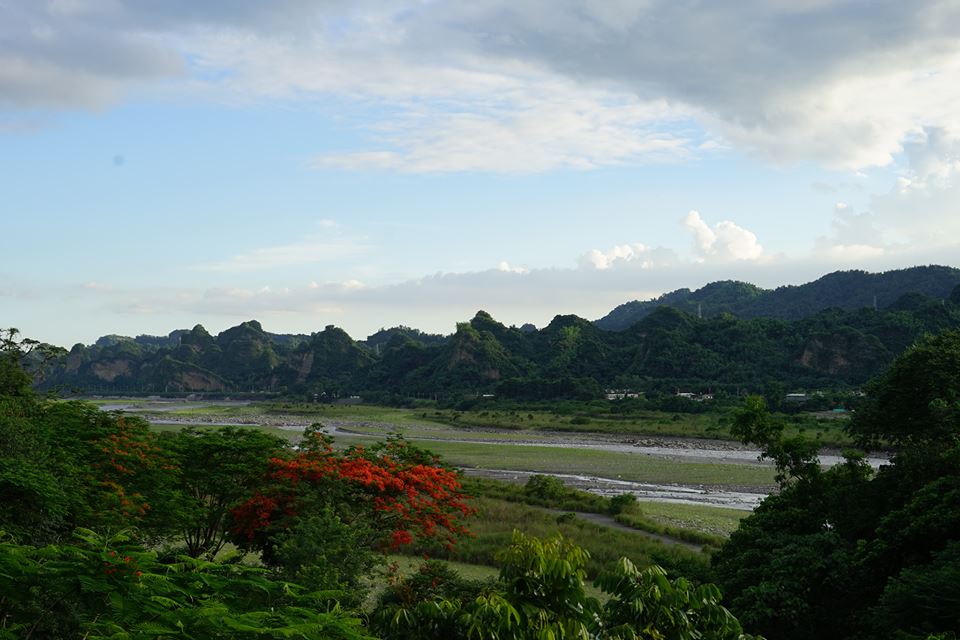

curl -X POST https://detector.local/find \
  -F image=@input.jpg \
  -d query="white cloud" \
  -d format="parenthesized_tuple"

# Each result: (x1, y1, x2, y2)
(5, 0, 960, 286)
(310, 90, 692, 174)
(190, 236, 370, 272)
(579, 243, 677, 271)
(870, 127, 960, 247)
(82, 281, 112, 291)
(340, 279, 366, 291)
(11, 1, 960, 175)
(497, 261, 529, 275)
(805, 129, 960, 256)
(443, 1, 960, 171)
(819, 244, 887, 263)
(683, 211, 765, 263)
(0, 2, 183, 108)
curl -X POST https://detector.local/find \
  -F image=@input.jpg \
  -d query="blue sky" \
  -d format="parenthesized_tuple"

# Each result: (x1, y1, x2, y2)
(3, 1, 960, 346)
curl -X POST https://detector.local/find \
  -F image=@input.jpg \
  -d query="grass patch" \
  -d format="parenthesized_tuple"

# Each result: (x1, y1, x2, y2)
(612, 508, 725, 548)
(420, 407, 853, 447)
(375, 554, 607, 603)
(385, 555, 499, 583)
(415, 497, 712, 582)
(463, 477, 609, 513)
(624, 501, 748, 538)
(338, 422, 570, 444)
(464, 476, 741, 548)
(419, 408, 726, 438)
(396, 439, 776, 488)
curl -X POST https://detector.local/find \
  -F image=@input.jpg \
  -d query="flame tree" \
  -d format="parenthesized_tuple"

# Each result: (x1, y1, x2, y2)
(229, 427, 475, 596)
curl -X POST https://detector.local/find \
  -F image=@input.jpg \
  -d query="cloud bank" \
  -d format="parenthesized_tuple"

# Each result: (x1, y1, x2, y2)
(6, 1, 960, 174)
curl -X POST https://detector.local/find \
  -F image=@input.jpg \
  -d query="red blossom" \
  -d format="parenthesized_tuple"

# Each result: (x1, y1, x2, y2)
(391, 529, 414, 548)
(230, 443, 476, 551)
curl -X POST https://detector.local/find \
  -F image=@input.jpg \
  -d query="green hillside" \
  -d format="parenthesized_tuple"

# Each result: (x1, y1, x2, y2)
(39, 267, 960, 399)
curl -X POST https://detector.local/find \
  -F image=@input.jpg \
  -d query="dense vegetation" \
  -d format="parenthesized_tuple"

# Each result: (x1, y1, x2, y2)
(36, 267, 960, 400)
(713, 330, 960, 640)
(1, 329, 754, 639)
(596, 265, 960, 330)
(5, 312, 960, 637)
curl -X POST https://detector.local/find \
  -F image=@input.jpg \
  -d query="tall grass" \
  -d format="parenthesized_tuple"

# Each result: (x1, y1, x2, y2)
(411, 497, 712, 582)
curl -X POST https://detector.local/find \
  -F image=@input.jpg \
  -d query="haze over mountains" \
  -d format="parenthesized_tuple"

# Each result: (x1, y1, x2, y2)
(42, 266, 960, 398)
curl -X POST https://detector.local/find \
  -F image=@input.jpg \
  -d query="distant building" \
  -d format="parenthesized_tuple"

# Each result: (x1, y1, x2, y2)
(675, 390, 714, 402)
(605, 389, 642, 400)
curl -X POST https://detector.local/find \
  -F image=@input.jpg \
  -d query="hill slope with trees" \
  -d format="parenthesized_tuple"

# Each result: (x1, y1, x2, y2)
(596, 265, 960, 330)
(35, 266, 960, 400)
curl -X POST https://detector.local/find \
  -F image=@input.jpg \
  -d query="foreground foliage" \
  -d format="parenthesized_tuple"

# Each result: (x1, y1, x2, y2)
(714, 330, 960, 640)
(372, 530, 757, 640)
(0, 528, 372, 639)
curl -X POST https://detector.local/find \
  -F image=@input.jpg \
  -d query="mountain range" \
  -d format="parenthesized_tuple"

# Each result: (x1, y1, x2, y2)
(595, 265, 960, 330)
(41, 266, 960, 399)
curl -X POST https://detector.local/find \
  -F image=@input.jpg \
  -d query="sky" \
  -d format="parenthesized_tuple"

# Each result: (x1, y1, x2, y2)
(3, 1, 960, 347)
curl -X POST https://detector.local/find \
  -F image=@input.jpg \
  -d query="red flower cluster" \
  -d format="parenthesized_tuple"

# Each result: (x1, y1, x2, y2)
(231, 436, 475, 551)
(92, 416, 162, 521)
(101, 549, 141, 580)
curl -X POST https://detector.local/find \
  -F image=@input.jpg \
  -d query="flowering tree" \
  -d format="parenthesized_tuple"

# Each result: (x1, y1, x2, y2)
(230, 428, 475, 562)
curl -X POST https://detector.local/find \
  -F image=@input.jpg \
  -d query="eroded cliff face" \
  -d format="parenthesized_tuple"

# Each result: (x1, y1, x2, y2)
(176, 371, 226, 392)
(65, 348, 85, 373)
(291, 351, 315, 384)
(797, 331, 889, 377)
(799, 341, 850, 375)
(91, 359, 133, 382)
(447, 344, 501, 380)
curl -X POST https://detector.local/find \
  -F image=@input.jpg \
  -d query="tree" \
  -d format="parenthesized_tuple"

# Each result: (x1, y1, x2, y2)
(714, 330, 960, 640)
(597, 559, 755, 640)
(0, 329, 33, 397)
(230, 430, 475, 562)
(730, 395, 821, 487)
(1, 395, 178, 543)
(848, 329, 960, 451)
(495, 532, 597, 640)
(163, 426, 288, 557)
(0, 328, 64, 397)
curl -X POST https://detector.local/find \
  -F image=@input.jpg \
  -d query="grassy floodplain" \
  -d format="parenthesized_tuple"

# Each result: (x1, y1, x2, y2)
(147, 420, 775, 488)
(377, 438, 775, 487)
(116, 397, 779, 490)
(121, 399, 854, 447)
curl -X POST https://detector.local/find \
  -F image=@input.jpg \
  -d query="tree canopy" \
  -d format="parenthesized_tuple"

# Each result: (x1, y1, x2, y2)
(714, 330, 960, 640)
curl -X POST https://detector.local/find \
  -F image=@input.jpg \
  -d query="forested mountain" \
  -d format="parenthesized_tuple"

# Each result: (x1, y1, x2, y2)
(40, 267, 960, 398)
(595, 265, 960, 330)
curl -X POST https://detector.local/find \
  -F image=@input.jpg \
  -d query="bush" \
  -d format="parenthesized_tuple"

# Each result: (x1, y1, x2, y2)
(524, 474, 567, 501)
(607, 493, 638, 515)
